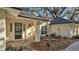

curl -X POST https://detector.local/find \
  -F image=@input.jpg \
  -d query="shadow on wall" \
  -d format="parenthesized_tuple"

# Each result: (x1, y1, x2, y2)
(25, 22, 43, 39)
(26, 26, 35, 39)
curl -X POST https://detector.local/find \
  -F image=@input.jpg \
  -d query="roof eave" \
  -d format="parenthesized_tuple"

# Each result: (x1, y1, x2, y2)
(18, 15, 49, 21)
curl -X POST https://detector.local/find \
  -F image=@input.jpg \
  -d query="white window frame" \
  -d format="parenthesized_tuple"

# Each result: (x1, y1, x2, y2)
(41, 24, 48, 36)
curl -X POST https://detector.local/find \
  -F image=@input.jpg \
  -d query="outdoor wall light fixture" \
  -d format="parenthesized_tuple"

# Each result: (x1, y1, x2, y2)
(28, 24, 31, 27)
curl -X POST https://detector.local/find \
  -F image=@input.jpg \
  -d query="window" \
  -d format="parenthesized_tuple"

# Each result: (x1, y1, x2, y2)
(15, 23, 22, 32)
(41, 25, 47, 35)
(15, 23, 22, 39)
(10, 23, 12, 32)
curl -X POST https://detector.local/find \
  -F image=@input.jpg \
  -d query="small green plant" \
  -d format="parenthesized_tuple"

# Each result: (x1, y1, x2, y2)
(46, 43, 50, 48)
(72, 35, 79, 39)
(6, 45, 17, 51)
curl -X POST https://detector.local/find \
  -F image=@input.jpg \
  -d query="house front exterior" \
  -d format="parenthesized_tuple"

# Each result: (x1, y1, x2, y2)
(0, 8, 50, 43)
(1, 7, 79, 50)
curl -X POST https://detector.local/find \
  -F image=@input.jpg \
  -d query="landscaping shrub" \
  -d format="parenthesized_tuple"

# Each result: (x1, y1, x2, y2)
(46, 43, 50, 48)
(72, 35, 79, 39)
(51, 33, 56, 38)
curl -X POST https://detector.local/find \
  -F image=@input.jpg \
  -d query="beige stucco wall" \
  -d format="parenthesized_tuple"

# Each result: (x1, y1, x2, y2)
(50, 23, 79, 37)
(50, 24, 73, 37)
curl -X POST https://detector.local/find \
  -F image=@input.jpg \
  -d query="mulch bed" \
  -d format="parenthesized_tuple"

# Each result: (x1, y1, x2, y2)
(6, 39, 35, 51)
(6, 36, 79, 51)
(30, 38, 79, 51)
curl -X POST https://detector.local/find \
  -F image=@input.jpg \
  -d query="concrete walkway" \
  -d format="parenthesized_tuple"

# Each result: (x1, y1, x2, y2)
(64, 40, 79, 51)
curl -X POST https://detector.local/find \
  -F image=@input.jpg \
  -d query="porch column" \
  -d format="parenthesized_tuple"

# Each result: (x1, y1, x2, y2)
(47, 22, 50, 35)
(34, 21, 41, 42)
(22, 24, 26, 39)
(13, 22, 15, 40)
